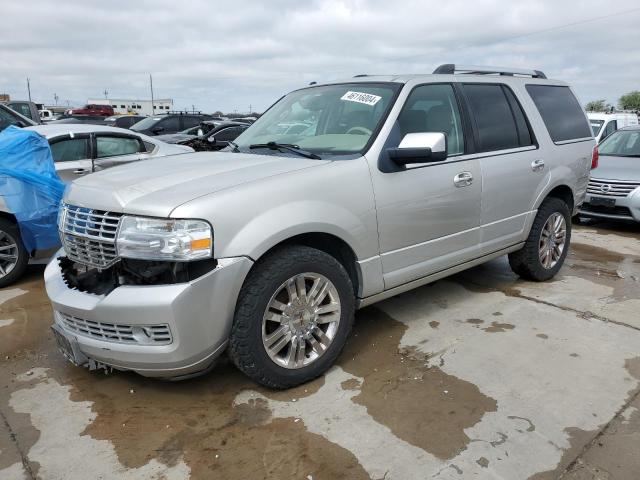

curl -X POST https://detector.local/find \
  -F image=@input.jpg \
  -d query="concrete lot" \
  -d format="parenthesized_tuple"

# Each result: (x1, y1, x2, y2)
(0, 221, 638, 480)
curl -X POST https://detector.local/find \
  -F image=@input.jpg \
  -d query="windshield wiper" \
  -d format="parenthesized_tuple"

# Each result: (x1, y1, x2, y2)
(249, 142, 321, 159)
(227, 140, 240, 152)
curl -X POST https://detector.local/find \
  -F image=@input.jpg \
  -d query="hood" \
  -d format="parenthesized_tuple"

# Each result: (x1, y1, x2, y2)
(593, 155, 640, 182)
(64, 151, 329, 217)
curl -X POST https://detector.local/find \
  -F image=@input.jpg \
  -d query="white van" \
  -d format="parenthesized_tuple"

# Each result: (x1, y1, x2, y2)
(588, 112, 638, 143)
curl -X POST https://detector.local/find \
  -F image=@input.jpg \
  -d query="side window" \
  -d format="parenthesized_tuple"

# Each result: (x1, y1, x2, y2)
(602, 120, 617, 139)
(215, 127, 244, 142)
(526, 85, 592, 143)
(182, 116, 203, 129)
(462, 84, 520, 152)
(96, 136, 142, 158)
(503, 87, 534, 147)
(50, 138, 90, 162)
(397, 84, 464, 155)
(0, 108, 18, 130)
(159, 116, 180, 132)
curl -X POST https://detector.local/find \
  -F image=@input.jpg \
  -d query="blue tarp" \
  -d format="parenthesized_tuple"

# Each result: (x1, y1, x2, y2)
(0, 126, 65, 252)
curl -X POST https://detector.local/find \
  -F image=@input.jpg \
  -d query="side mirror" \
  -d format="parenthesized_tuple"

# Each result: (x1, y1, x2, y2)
(387, 132, 447, 165)
(207, 135, 216, 144)
(152, 126, 165, 134)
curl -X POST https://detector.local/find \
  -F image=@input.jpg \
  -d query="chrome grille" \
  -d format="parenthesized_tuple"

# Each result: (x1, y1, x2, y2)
(58, 312, 172, 345)
(587, 178, 640, 198)
(60, 204, 122, 268)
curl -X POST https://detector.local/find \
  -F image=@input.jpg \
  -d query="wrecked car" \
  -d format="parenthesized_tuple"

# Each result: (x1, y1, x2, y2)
(46, 65, 595, 388)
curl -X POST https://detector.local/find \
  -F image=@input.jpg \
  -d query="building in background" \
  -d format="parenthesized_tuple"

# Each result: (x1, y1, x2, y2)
(87, 98, 173, 116)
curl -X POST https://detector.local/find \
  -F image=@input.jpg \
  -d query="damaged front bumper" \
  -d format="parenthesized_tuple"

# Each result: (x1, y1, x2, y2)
(45, 250, 253, 379)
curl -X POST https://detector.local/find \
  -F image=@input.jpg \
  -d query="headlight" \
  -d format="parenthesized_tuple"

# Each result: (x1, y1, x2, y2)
(116, 216, 212, 261)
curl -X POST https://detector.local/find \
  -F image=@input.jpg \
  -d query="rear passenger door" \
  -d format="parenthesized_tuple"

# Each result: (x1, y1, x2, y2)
(460, 83, 541, 254)
(93, 134, 145, 170)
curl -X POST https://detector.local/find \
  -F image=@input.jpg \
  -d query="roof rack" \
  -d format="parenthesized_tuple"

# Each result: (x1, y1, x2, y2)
(433, 64, 547, 79)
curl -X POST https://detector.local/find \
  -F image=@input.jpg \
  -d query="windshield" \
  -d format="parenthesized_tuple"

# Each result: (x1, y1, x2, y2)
(590, 119, 604, 136)
(131, 117, 161, 131)
(234, 83, 400, 156)
(598, 130, 640, 157)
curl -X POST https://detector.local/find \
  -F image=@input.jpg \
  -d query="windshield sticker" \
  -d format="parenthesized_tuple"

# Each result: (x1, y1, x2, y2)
(340, 91, 382, 106)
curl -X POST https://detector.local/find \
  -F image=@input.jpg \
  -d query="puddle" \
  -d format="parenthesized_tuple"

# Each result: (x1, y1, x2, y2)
(338, 307, 497, 460)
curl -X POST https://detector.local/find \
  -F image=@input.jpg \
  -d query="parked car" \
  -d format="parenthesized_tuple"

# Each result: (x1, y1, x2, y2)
(588, 112, 638, 143)
(46, 65, 595, 388)
(103, 115, 147, 129)
(2, 101, 42, 124)
(130, 112, 214, 136)
(48, 115, 108, 126)
(39, 109, 55, 121)
(578, 126, 640, 222)
(68, 104, 115, 117)
(0, 104, 38, 131)
(0, 124, 194, 286)
(156, 121, 249, 151)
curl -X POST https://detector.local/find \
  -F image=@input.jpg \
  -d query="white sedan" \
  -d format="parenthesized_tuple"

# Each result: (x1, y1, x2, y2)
(25, 124, 194, 182)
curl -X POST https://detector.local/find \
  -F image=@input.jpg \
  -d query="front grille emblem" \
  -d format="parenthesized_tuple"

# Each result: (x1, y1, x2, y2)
(600, 184, 612, 193)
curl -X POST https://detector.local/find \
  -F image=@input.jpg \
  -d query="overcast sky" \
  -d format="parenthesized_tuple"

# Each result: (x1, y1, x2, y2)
(1, 0, 639, 113)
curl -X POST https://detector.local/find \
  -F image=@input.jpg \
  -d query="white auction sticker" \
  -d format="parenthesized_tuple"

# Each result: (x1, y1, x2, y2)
(340, 91, 382, 106)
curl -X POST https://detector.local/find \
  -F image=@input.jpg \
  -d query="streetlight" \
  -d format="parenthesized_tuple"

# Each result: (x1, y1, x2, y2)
(53, 93, 59, 105)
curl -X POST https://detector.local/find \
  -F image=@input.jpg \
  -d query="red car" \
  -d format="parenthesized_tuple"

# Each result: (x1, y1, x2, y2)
(69, 104, 114, 116)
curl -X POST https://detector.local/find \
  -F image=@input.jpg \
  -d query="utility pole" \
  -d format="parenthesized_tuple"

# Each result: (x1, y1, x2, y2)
(54, 93, 59, 105)
(103, 89, 108, 99)
(26, 78, 32, 102)
(149, 74, 155, 115)
(249, 104, 252, 114)
(192, 104, 195, 113)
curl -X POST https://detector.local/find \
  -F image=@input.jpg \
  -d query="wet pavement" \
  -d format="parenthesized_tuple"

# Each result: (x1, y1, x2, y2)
(0, 221, 639, 480)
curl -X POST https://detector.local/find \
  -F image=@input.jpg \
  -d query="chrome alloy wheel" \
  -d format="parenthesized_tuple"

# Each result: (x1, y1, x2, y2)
(0, 230, 19, 279)
(538, 212, 567, 269)
(262, 272, 341, 369)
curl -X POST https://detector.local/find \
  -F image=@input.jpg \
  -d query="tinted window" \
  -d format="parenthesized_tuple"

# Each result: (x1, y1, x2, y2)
(526, 85, 591, 142)
(0, 107, 20, 130)
(397, 84, 465, 155)
(96, 136, 141, 158)
(50, 138, 90, 162)
(215, 126, 245, 142)
(182, 116, 204, 129)
(8, 103, 33, 120)
(503, 87, 534, 146)
(462, 84, 519, 152)
(158, 116, 181, 132)
(602, 120, 617, 139)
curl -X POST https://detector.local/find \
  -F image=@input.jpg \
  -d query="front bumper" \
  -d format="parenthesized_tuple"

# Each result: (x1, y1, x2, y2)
(45, 252, 253, 378)
(579, 191, 640, 222)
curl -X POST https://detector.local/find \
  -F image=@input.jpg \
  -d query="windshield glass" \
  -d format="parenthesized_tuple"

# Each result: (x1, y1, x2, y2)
(590, 119, 604, 136)
(234, 83, 399, 156)
(598, 130, 640, 157)
(130, 117, 161, 131)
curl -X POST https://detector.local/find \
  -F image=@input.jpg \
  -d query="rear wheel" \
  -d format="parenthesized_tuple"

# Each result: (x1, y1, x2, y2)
(0, 218, 28, 288)
(508, 197, 571, 281)
(229, 245, 355, 389)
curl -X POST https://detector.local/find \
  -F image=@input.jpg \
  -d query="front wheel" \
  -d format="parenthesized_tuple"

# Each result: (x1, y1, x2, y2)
(0, 218, 28, 288)
(229, 245, 355, 389)
(508, 197, 571, 281)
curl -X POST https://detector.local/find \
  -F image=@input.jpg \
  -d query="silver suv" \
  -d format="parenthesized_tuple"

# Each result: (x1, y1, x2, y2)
(45, 65, 596, 388)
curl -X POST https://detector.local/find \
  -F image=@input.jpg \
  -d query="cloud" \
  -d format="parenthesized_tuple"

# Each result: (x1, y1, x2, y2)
(1, 0, 638, 112)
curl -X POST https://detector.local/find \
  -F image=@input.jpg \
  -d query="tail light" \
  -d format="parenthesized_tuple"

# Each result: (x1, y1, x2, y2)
(591, 145, 599, 170)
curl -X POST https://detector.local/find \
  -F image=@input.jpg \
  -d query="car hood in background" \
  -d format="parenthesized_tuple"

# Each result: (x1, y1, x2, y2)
(65, 152, 329, 217)
(593, 155, 640, 182)
(154, 133, 197, 144)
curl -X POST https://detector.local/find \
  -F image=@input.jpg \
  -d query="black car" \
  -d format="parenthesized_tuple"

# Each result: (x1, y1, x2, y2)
(47, 115, 109, 126)
(155, 121, 249, 151)
(103, 115, 147, 129)
(130, 112, 214, 136)
(0, 104, 37, 132)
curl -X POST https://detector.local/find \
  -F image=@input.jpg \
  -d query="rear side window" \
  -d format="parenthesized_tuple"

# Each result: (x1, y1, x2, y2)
(462, 84, 535, 152)
(96, 136, 142, 158)
(50, 138, 89, 162)
(526, 85, 591, 142)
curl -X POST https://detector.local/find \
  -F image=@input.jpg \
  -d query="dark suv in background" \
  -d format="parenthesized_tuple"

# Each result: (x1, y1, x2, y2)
(130, 112, 214, 136)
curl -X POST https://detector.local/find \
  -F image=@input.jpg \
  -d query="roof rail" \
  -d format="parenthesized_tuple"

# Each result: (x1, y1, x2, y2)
(433, 64, 547, 79)
(166, 110, 203, 115)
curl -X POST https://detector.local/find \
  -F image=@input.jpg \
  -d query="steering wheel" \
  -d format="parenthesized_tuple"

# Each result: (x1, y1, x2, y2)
(346, 126, 372, 136)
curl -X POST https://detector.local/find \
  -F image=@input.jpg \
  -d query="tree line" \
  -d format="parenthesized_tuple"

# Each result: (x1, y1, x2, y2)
(585, 91, 640, 112)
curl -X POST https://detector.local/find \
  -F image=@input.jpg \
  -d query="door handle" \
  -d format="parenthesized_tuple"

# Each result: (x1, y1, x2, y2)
(531, 159, 545, 172)
(73, 168, 89, 175)
(453, 172, 473, 187)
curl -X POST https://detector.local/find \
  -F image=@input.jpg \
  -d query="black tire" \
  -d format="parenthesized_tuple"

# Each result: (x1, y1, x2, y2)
(508, 197, 571, 282)
(0, 218, 28, 288)
(229, 245, 355, 389)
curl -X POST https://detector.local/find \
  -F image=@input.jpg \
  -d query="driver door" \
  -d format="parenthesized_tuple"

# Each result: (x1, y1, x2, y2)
(370, 83, 482, 289)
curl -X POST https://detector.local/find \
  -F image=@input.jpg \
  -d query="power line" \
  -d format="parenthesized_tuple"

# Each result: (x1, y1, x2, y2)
(393, 7, 640, 62)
